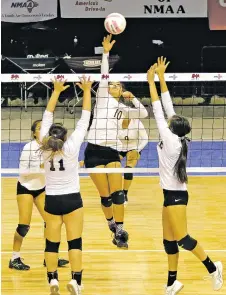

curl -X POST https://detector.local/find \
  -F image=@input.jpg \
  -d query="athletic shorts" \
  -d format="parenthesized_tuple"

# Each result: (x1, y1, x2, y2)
(84, 142, 120, 168)
(45, 192, 83, 215)
(119, 150, 142, 159)
(163, 189, 189, 207)
(17, 181, 45, 199)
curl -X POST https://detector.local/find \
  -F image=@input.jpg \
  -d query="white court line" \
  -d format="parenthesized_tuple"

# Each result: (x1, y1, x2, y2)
(2, 249, 226, 254)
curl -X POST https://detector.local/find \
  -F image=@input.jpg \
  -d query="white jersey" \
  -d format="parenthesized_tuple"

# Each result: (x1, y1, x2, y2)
(118, 119, 148, 152)
(19, 140, 45, 191)
(40, 110, 90, 195)
(87, 52, 148, 150)
(153, 91, 187, 191)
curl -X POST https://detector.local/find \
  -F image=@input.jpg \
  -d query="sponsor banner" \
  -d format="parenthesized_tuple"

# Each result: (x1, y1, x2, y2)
(208, 0, 226, 30)
(60, 0, 207, 18)
(9, 58, 58, 71)
(1, 0, 57, 23)
(2, 73, 226, 83)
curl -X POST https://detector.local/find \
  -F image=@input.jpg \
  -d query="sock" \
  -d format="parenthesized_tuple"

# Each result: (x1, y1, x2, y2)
(123, 190, 128, 201)
(12, 251, 20, 261)
(167, 271, 177, 287)
(202, 256, 216, 274)
(72, 271, 82, 286)
(47, 270, 58, 283)
(116, 222, 123, 234)
(107, 217, 115, 227)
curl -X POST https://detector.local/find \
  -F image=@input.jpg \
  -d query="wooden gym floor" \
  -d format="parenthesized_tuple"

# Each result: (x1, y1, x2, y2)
(2, 176, 226, 295)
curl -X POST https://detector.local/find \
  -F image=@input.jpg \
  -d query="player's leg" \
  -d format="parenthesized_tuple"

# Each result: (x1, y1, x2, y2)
(167, 203, 223, 291)
(123, 150, 140, 203)
(106, 161, 129, 249)
(34, 192, 69, 267)
(44, 211, 63, 294)
(9, 192, 33, 270)
(162, 206, 183, 294)
(63, 208, 83, 294)
(89, 165, 116, 233)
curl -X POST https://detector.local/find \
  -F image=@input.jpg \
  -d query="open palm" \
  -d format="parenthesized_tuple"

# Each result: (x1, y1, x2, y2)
(156, 56, 170, 77)
(102, 34, 116, 53)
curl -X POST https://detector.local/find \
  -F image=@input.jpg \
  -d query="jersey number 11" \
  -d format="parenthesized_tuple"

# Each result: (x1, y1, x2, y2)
(49, 159, 65, 171)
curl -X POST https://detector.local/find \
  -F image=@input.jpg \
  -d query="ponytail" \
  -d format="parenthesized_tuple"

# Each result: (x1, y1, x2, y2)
(88, 102, 96, 131)
(40, 136, 65, 159)
(174, 137, 189, 183)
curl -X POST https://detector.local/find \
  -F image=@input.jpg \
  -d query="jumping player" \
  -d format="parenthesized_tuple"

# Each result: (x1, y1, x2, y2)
(84, 34, 148, 248)
(118, 117, 148, 204)
(39, 77, 92, 295)
(9, 120, 68, 271)
(147, 57, 223, 294)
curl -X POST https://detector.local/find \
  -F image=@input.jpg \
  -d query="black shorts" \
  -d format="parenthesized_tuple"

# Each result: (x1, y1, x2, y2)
(45, 192, 83, 215)
(84, 143, 120, 168)
(119, 150, 142, 159)
(17, 181, 45, 199)
(163, 189, 189, 207)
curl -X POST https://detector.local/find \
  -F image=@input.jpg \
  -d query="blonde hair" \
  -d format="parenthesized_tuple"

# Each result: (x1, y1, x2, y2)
(40, 135, 65, 159)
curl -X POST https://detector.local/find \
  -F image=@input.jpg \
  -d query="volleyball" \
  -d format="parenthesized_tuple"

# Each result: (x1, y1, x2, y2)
(104, 13, 127, 35)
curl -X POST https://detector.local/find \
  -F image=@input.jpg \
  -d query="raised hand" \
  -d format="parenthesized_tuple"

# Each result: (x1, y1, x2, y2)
(122, 91, 135, 101)
(76, 75, 93, 91)
(53, 79, 70, 93)
(147, 63, 157, 84)
(102, 34, 116, 53)
(156, 56, 170, 78)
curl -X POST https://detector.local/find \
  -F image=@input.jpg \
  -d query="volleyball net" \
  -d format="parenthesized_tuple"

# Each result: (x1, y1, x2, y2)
(1, 73, 226, 175)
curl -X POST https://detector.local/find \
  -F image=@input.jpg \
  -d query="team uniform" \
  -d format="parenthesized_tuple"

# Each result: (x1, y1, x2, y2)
(152, 91, 188, 206)
(118, 119, 148, 158)
(40, 110, 90, 215)
(17, 140, 45, 197)
(84, 52, 148, 168)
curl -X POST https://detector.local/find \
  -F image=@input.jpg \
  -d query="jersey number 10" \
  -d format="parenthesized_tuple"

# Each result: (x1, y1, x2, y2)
(114, 109, 122, 120)
(49, 159, 65, 171)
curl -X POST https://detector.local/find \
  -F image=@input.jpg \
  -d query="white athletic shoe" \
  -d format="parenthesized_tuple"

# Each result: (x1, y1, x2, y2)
(165, 280, 184, 295)
(49, 279, 59, 294)
(67, 279, 82, 295)
(205, 261, 223, 291)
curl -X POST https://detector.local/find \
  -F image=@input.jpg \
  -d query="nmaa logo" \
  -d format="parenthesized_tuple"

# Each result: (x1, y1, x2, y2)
(83, 60, 101, 67)
(11, 0, 38, 13)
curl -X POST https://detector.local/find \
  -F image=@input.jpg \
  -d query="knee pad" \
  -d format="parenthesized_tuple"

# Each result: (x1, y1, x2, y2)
(16, 224, 30, 237)
(111, 190, 125, 205)
(68, 237, 82, 251)
(163, 239, 179, 255)
(101, 196, 112, 207)
(45, 239, 60, 253)
(178, 235, 197, 251)
(124, 166, 133, 180)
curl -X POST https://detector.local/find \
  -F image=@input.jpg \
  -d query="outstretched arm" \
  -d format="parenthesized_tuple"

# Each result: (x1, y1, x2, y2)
(156, 56, 175, 119)
(40, 80, 69, 142)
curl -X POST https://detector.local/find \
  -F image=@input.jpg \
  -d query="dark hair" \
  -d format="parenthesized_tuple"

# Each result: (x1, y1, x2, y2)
(169, 115, 191, 183)
(40, 123, 67, 158)
(31, 120, 42, 139)
(88, 102, 96, 131)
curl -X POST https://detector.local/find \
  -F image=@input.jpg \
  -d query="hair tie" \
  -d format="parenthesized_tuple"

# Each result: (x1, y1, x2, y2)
(52, 134, 57, 138)
(180, 136, 190, 142)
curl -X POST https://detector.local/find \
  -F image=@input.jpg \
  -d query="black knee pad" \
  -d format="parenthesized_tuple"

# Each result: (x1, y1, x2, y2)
(16, 224, 30, 237)
(68, 237, 82, 251)
(163, 239, 179, 255)
(45, 239, 60, 253)
(124, 166, 133, 181)
(101, 196, 112, 207)
(111, 190, 125, 205)
(178, 235, 197, 251)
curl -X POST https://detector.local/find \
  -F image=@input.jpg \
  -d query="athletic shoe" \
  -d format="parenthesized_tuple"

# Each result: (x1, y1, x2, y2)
(9, 258, 30, 270)
(165, 280, 184, 295)
(109, 223, 117, 234)
(204, 261, 223, 291)
(112, 229, 129, 249)
(49, 279, 59, 295)
(43, 258, 69, 267)
(67, 279, 83, 295)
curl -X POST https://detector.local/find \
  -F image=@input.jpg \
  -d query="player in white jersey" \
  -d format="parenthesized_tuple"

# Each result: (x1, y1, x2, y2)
(84, 34, 148, 248)
(147, 57, 223, 295)
(39, 77, 92, 295)
(9, 120, 68, 271)
(118, 117, 148, 204)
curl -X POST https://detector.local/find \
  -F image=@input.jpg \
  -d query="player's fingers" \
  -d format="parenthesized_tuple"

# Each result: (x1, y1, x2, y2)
(158, 57, 161, 65)
(63, 85, 70, 90)
(76, 83, 82, 88)
(111, 40, 116, 46)
(166, 61, 170, 69)
(161, 56, 164, 64)
(109, 34, 112, 41)
(163, 57, 167, 65)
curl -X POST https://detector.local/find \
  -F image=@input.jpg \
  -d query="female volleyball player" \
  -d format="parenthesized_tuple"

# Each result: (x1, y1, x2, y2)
(40, 77, 92, 295)
(84, 34, 148, 249)
(9, 120, 68, 271)
(147, 57, 223, 294)
(118, 117, 148, 204)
